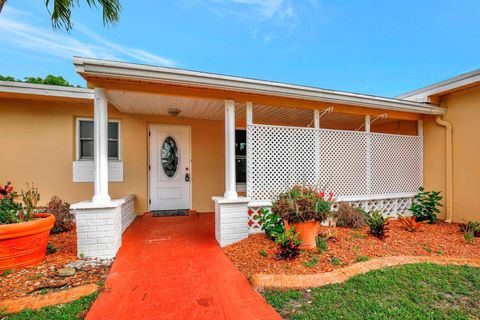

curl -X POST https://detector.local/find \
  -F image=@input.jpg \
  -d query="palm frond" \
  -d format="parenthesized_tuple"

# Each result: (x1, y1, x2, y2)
(45, 0, 120, 31)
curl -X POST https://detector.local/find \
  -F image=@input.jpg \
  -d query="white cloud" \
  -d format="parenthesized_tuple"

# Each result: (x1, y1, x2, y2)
(190, 0, 321, 43)
(75, 24, 177, 66)
(229, 0, 284, 18)
(0, 9, 177, 67)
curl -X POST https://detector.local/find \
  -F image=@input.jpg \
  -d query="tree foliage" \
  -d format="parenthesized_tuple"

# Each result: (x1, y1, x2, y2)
(0, 74, 79, 87)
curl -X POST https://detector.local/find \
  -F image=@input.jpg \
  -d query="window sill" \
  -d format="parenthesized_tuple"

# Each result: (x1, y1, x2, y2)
(72, 160, 124, 182)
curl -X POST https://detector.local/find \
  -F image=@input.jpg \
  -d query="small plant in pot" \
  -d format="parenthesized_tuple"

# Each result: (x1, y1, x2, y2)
(0, 182, 56, 271)
(271, 185, 334, 250)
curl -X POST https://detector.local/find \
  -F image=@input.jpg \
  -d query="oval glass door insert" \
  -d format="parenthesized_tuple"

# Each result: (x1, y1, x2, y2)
(161, 136, 179, 178)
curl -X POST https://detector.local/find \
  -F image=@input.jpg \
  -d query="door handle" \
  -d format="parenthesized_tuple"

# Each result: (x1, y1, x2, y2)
(185, 173, 190, 182)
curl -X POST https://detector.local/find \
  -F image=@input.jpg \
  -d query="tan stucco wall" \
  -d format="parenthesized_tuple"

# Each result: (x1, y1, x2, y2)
(372, 120, 418, 135)
(0, 99, 224, 213)
(424, 86, 480, 222)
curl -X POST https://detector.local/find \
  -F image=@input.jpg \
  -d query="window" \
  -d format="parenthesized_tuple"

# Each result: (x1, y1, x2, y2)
(78, 119, 120, 160)
(235, 130, 246, 184)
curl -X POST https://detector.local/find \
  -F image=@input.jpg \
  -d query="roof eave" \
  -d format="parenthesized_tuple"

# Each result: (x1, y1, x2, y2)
(398, 69, 480, 102)
(0, 80, 93, 100)
(74, 57, 446, 116)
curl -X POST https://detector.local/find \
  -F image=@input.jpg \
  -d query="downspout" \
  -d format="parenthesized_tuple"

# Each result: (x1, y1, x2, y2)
(435, 113, 453, 222)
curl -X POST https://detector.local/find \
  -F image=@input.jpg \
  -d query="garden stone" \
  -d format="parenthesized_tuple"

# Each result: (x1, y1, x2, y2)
(57, 267, 76, 277)
(64, 258, 113, 271)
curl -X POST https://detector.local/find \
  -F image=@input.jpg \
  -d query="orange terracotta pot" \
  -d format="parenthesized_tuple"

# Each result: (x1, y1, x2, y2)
(0, 214, 55, 271)
(284, 220, 319, 250)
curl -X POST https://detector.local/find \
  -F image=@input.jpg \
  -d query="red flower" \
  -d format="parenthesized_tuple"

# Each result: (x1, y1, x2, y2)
(4, 185, 13, 193)
(328, 192, 334, 200)
(319, 192, 325, 198)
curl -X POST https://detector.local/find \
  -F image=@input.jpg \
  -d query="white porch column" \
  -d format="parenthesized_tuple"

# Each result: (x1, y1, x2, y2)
(417, 120, 424, 137)
(365, 115, 372, 195)
(224, 99, 238, 199)
(314, 110, 321, 185)
(314, 109, 320, 128)
(246, 101, 253, 126)
(92, 88, 111, 204)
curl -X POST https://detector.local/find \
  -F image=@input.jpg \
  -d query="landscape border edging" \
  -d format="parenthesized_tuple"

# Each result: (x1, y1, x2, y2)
(252, 256, 480, 291)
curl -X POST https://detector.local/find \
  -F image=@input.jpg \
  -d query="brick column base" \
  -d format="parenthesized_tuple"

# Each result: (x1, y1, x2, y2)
(71, 194, 135, 259)
(212, 196, 250, 247)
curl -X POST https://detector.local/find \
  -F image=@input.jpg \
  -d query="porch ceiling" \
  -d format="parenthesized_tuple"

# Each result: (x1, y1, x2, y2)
(107, 90, 400, 130)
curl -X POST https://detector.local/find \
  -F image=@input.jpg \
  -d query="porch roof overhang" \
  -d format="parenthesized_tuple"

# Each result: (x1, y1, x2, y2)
(73, 57, 446, 117)
(0, 80, 93, 103)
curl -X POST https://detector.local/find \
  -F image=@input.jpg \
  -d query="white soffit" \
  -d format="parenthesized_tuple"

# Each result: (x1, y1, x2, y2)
(107, 90, 405, 129)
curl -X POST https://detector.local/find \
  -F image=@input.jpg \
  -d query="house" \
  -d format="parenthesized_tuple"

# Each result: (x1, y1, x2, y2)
(0, 57, 475, 259)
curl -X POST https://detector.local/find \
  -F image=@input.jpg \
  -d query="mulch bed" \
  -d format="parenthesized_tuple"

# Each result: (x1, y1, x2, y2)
(223, 221, 480, 280)
(0, 229, 111, 300)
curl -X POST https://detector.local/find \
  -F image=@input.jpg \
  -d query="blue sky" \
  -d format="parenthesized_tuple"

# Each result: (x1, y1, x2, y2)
(1, 0, 479, 97)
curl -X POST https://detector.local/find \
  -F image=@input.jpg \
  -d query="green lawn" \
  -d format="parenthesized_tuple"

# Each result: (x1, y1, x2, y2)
(2, 293, 98, 320)
(263, 263, 480, 320)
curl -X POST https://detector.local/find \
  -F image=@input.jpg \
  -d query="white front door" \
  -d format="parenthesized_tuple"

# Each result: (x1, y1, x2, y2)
(149, 125, 191, 210)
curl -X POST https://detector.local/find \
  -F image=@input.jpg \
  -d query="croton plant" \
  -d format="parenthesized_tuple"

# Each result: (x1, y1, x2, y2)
(272, 185, 335, 224)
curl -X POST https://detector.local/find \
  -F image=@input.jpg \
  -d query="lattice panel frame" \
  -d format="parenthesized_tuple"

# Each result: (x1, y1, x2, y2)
(247, 124, 422, 201)
(370, 133, 423, 194)
(247, 206, 266, 234)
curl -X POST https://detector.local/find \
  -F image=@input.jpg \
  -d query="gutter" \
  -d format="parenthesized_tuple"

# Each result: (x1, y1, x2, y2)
(435, 114, 453, 222)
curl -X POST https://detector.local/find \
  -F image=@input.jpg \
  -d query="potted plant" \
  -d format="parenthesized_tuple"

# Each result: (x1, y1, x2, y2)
(0, 182, 55, 271)
(271, 185, 334, 250)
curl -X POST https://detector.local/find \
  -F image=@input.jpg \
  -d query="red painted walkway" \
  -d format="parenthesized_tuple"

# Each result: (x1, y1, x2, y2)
(86, 213, 281, 320)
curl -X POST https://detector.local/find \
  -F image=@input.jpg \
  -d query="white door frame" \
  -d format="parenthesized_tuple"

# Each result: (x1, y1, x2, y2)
(147, 123, 192, 211)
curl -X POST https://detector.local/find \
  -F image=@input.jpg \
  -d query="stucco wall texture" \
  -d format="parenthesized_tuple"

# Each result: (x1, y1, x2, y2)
(423, 86, 480, 222)
(3, 89, 478, 223)
(0, 99, 224, 214)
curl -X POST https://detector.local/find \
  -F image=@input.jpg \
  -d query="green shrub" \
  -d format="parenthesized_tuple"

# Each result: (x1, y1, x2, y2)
(46, 242, 57, 255)
(253, 207, 284, 240)
(304, 256, 319, 268)
(334, 202, 367, 228)
(410, 187, 443, 223)
(275, 227, 302, 260)
(364, 210, 390, 239)
(316, 236, 328, 254)
(459, 221, 479, 234)
(331, 257, 342, 266)
(355, 255, 370, 263)
(259, 249, 267, 257)
(464, 232, 475, 244)
(46, 196, 74, 233)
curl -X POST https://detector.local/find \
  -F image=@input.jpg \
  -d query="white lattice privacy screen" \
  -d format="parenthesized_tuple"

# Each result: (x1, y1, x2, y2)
(246, 125, 423, 201)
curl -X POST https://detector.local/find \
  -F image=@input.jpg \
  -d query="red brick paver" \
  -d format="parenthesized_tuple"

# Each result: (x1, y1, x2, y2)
(252, 255, 480, 291)
(86, 213, 280, 320)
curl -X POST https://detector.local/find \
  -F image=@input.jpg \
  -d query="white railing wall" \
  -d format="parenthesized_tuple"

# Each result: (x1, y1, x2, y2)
(246, 124, 423, 233)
